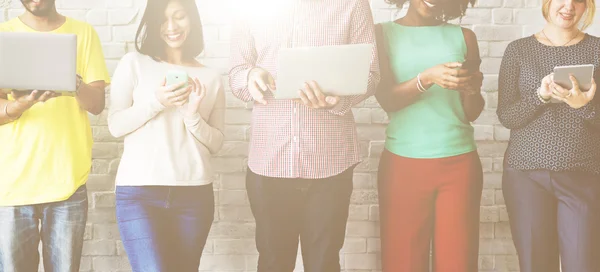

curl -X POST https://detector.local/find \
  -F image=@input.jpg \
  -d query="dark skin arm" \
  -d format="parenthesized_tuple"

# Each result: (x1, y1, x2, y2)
(76, 80, 106, 115)
(374, 23, 427, 112)
(460, 28, 485, 122)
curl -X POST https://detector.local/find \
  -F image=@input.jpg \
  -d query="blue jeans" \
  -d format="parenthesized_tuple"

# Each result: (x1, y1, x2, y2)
(0, 185, 88, 272)
(116, 185, 215, 272)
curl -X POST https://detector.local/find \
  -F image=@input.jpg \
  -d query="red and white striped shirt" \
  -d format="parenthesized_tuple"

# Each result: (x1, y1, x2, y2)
(229, 0, 380, 179)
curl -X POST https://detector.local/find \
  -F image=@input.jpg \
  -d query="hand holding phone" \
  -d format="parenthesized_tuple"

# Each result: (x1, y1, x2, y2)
(156, 70, 192, 107)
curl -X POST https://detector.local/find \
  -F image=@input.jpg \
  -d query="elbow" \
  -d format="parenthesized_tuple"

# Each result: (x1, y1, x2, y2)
(107, 120, 126, 139)
(375, 92, 401, 113)
(208, 131, 225, 155)
(89, 106, 104, 116)
(231, 88, 253, 102)
(496, 112, 518, 130)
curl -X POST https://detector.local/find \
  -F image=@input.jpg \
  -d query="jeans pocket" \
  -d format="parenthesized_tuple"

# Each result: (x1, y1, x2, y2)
(65, 185, 88, 206)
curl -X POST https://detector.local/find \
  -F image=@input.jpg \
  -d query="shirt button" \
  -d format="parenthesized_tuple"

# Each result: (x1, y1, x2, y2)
(293, 136, 298, 142)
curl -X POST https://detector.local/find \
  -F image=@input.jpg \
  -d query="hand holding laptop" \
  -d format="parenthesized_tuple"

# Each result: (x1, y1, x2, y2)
(298, 81, 340, 109)
(247, 67, 275, 105)
(3, 90, 60, 119)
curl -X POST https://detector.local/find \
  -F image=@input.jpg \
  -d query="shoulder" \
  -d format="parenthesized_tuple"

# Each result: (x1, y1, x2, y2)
(116, 52, 147, 71)
(0, 18, 21, 31)
(507, 36, 536, 51)
(64, 17, 101, 38)
(583, 34, 600, 45)
(351, 0, 373, 15)
(500, 37, 535, 60)
(459, 27, 478, 47)
(352, 0, 370, 7)
(460, 27, 476, 40)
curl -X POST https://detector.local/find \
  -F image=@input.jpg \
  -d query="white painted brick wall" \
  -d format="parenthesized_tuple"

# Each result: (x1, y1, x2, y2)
(2, 0, 598, 271)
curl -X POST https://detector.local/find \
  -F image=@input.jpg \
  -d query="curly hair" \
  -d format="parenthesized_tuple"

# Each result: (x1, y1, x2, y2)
(385, 0, 477, 22)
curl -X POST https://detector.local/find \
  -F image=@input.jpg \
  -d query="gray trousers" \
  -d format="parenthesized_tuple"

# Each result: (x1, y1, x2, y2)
(503, 168, 600, 272)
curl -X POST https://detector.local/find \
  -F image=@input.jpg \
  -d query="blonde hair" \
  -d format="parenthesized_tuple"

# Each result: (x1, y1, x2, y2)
(542, 0, 595, 30)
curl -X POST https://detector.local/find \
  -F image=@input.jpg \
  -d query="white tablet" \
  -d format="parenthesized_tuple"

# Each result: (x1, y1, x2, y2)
(274, 44, 373, 99)
(553, 64, 594, 91)
(550, 64, 595, 103)
(0, 32, 77, 92)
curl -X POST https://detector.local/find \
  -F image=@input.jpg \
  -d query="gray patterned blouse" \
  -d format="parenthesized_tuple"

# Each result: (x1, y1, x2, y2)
(497, 34, 600, 174)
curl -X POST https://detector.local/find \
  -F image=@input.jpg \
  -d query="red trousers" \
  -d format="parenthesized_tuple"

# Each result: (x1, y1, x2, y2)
(377, 149, 483, 272)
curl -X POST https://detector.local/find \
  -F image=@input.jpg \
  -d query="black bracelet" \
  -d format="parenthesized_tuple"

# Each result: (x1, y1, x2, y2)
(75, 75, 83, 94)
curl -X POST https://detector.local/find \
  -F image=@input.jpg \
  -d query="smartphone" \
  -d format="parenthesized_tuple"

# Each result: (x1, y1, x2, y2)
(553, 64, 594, 92)
(166, 70, 189, 90)
(461, 59, 481, 72)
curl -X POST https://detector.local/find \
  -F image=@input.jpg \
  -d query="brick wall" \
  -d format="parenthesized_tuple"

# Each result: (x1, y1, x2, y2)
(2, 0, 599, 271)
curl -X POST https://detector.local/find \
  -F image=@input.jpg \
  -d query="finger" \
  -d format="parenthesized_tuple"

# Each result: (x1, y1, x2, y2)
(161, 77, 166, 87)
(172, 94, 190, 103)
(444, 62, 462, 69)
(455, 68, 471, 77)
(27, 90, 40, 101)
(456, 76, 473, 84)
(550, 93, 568, 103)
(194, 77, 205, 91)
(37, 91, 53, 102)
(569, 74, 581, 93)
(255, 77, 269, 92)
(249, 82, 267, 105)
(200, 84, 207, 99)
(173, 100, 187, 107)
(551, 83, 569, 95)
(443, 74, 464, 84)
(171, 86, 193, 98)
(298, 90, 312, 107)
(301, 83, 320, 107)
(586, 79, 597, 100)
(267, 74, 276, 91)
(186, 77, 197, 91)
(542, 76, 552, 88)
(325, 96, 340, 107)
(307, 81, 326, 107)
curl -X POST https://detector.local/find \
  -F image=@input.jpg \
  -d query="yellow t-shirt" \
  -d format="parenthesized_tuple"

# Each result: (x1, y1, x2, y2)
(0, 17, 111, 206)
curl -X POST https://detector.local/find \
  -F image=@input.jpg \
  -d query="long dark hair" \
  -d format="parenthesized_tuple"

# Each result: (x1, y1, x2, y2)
(135, 0, 204, 61)
(386, 0, 477, 22)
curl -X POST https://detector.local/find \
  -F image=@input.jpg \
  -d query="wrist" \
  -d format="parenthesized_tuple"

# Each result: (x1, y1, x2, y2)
(420, 70, 434, 88)
(5, 101, 24, 119)
(537, 87, 551, 103)
(75, 75, 84, 96)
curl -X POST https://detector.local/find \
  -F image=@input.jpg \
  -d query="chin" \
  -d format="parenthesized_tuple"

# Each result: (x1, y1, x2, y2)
(555, 21, 578, 29)
(163, 41, 185, 49)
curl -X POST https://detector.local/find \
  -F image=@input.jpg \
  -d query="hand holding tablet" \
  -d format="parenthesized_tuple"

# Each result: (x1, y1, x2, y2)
(547, 64, 596, 108)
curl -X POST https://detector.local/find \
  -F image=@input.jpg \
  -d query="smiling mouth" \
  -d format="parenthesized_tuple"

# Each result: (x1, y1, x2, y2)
(165, 33, 184, 42)
(423, 0, 436, 8)
(559, 12, 574, 20)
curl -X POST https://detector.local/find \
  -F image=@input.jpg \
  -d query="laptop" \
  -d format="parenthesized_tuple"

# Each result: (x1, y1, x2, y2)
(0, 32, 77, 93)
(274, 43, 373, 99)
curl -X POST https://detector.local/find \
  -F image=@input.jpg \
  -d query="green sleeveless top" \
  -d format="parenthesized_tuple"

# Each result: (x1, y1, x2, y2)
(381, 22, 476, 159)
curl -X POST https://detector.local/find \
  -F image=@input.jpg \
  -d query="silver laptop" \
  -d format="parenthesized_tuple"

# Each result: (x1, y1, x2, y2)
(0, 32, 77, 92)
(274, 43, 373, 99)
